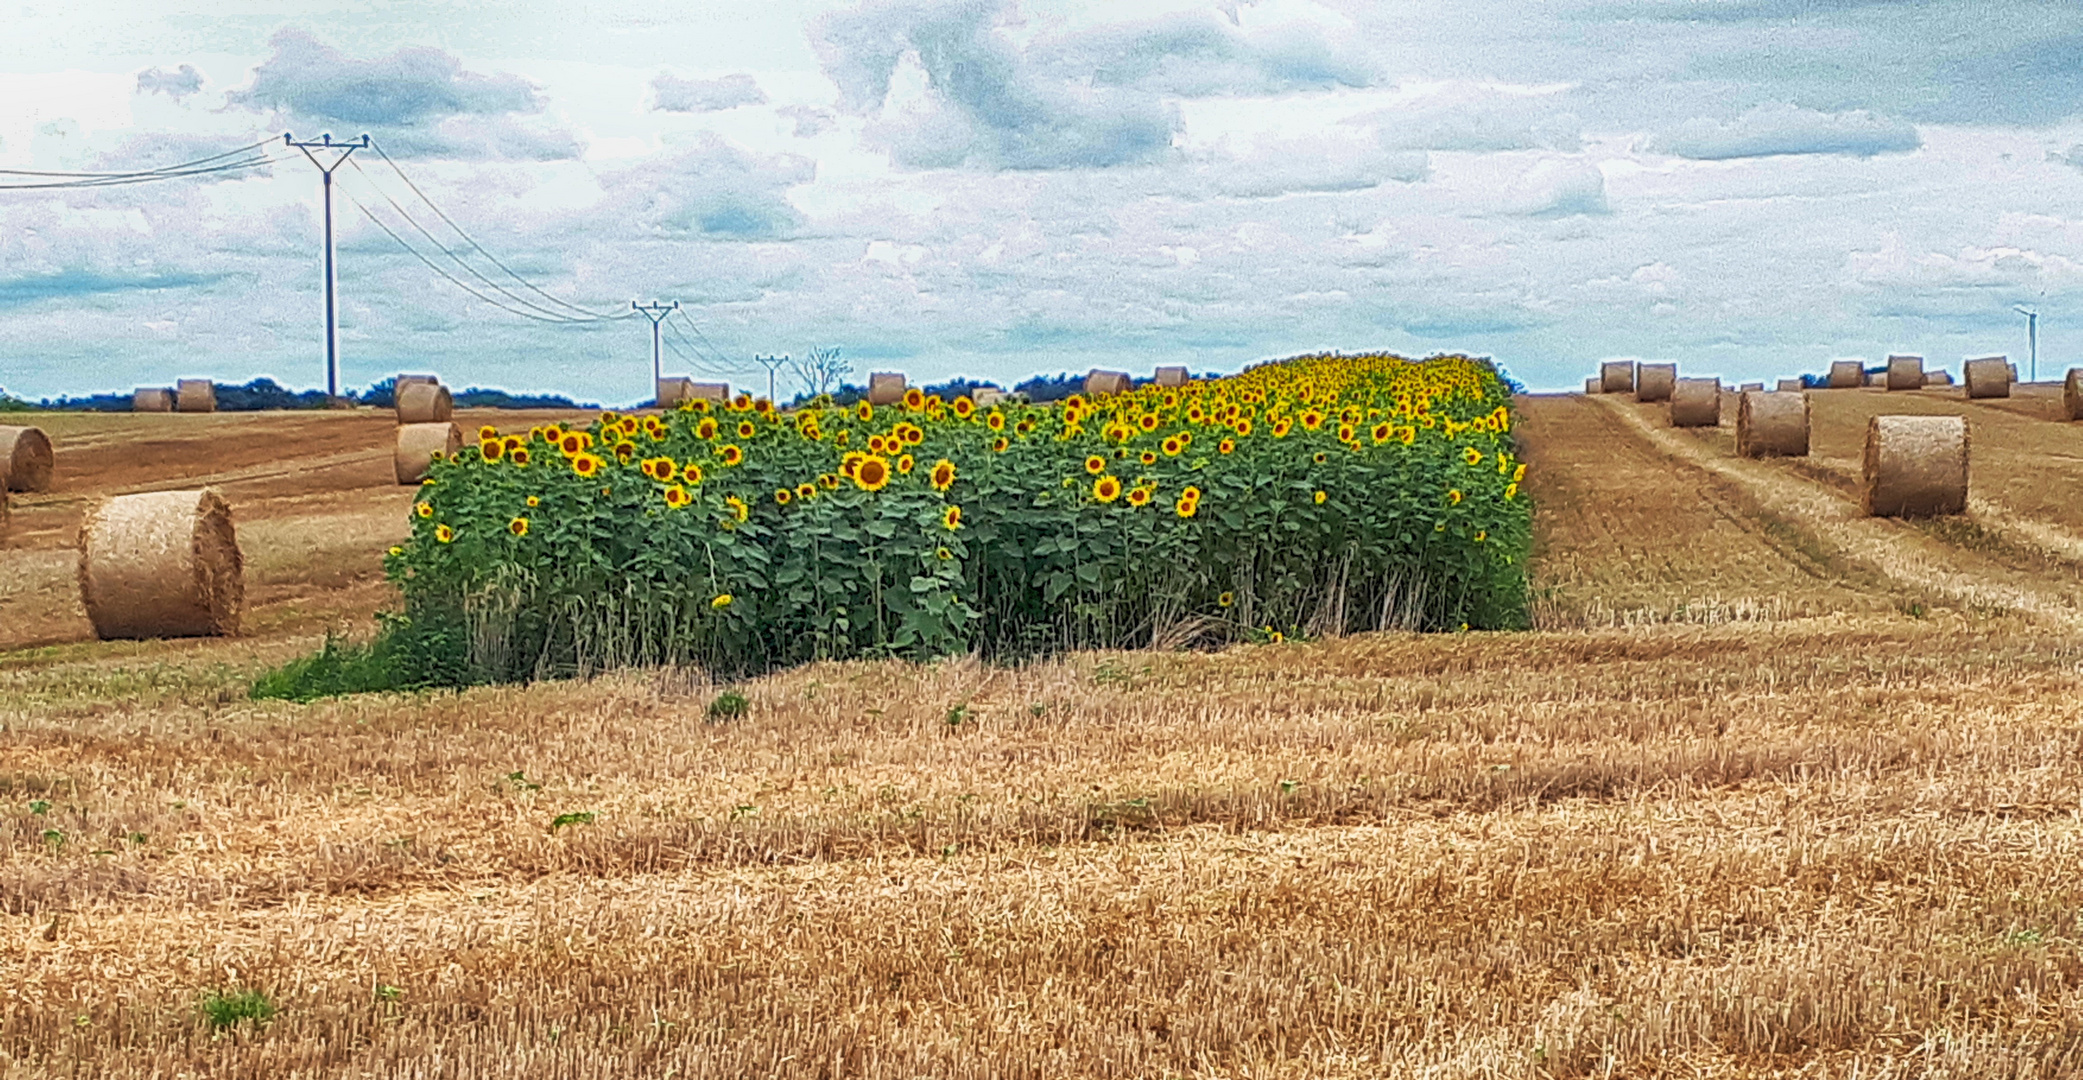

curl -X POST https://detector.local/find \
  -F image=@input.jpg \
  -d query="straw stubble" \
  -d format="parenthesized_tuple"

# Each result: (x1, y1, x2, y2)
(76, 487, 243, 638)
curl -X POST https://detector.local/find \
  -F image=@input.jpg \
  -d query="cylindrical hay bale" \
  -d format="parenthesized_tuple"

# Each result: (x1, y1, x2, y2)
(2065, 368, 2083, 420)
(1585, 377, 1600, 394)
(395, 382, 453, 424)
(1924, 370, 1954, 386)
(396, 374, 438, 393)
(175, 379, 216, 413)
(1862, 415, 1967, 518)
(1828, 361, 1864, 389)
(1669, 378, 1720, 427)
(1600, 361, 1634, 394)
(1084, 370, 1132, 397)
(688, 382, 729, 403)
(2010, 362, 2020, 383)
(973, 387, 1005, 407)
(1776, 378, 1804, 392)
(1635, 363, 1676, 403)
(654, 377, 692, 408)
(867, 373, 906, 406)
(1740, 382, 1764, 392)
(77, 488, 243, 639)
(1737, 390, 1809, 458)
(132, 387, 175, 413)
(0, 426, 54, 493)
(395, 422, 462, 485)
(1885, 355, 1924, 391)
(1964, 356, 2010, 399)
(1154, 366, 1188, 388)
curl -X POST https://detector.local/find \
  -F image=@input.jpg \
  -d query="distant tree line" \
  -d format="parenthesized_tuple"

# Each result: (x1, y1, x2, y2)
(0, 377, 592, 412)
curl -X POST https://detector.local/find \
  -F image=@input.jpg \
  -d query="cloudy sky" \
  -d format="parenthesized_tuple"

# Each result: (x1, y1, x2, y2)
(3, 0, 2081, 403)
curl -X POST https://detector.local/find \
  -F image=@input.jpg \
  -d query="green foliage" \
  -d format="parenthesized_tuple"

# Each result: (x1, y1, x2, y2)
(198, 989, 276, 1030)
(707, 690, 749, 721)
(549, 811, 596, 832)
(248, 613, 473, 702)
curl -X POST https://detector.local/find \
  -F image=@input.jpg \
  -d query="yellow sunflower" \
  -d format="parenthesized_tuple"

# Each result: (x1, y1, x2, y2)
(942, 505, 962, 530)
(1463, 446, 1482, 466)
(1093, 474, 1123, 502)
(853, 454, 892, 491)
(775, 488, 793, 505)
(897, 454, 915, 474)
(930, 459, 956, 491)
(1085, 454, 1107, 475)
(711, 593, 733, 609)
(435, 524, 455, 543)
(508, 517, 529, 537)
(716, 444, 744, 466)
(480, 439, 504, 462)
(662, 485, 691, 508)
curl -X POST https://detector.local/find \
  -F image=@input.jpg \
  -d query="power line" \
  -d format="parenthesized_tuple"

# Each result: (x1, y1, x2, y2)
(0, 138, 275, 178)
(671, 307, 738, 370)
(0, 152, 277, 190)
(346, 191, 618, 324)
(368, 140, 622, 321)
(663, 314, 740, 374)
(347, 158, 597, 324)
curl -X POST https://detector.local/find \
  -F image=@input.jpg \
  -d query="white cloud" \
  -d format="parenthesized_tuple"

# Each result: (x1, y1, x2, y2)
(1648, 104, 1920, 161)
(651, 72, 767, 113)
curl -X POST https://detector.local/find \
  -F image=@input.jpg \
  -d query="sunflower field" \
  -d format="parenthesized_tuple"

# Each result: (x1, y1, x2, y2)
(387, 352, 1529, 680)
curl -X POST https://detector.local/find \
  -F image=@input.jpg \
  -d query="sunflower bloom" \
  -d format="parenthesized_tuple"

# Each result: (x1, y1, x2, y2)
(1218, 591, 1234, 608)
(1448, 488, 1464, 505)
(930, 459, 956, 491)
(1175, 496, 1198, 519)
(738, 420, 757, 439)
(1093, 475, 1123, 502)
(435, 524, 455, 543)
(992, 437, 1009, 453)
(1313, 490, 1327, 505)
(571, 453, 603, 478)
(775, 488, 793, 506)
(416, 502, 433, 519)
(508, 517, 529, 537)
(1219, 438, 1235, 454)
(1126, 485, 1153, 507)
(942, 505, 962, 530)
(683, 463, 704, 485)
(478, 425, 498, 441)
(663, 485, 691, 508)
(510, 448, 531, 466)
(987, 412, 1005, 431)
(717, 444, 744, 466)
(1463, 446, 1482, 466)
(1085, 454, 1106, 475)
(480, 439, 504, 462)
(897, 454, 915, 474)
(526, 496, 540, 508)
(797, 482, 818, 500)
(712, 592, 733, 609)
(854, 455, 892, 491)
(726, 496, 749, 521)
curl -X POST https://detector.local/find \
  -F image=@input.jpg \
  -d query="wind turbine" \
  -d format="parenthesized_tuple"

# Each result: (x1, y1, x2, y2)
(2014, 303, 2040, 383)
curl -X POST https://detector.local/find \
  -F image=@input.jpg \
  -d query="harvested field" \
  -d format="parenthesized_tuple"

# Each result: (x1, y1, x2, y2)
(5, 395, 2083, 1076)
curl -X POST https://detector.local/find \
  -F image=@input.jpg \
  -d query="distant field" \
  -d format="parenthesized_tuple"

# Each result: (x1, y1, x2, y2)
(5, 388, 2083, 1077)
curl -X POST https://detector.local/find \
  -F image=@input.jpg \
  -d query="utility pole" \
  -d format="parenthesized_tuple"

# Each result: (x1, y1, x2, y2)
(632, 300, 678, 394)
(2016, 304, 2040, 382)
(754, 353, 789, 403)
(285, 133, 369, 399)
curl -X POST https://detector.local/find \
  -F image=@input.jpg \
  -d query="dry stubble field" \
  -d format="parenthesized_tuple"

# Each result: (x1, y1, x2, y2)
(6, 390, 2083, 1078)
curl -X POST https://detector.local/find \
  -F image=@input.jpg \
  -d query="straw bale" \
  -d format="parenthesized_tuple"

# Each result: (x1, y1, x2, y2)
(395, 422, 462, 485)
(1828, 361, 1864, 389)
(395, 382, 454, 424)
(1668, 378, 1720, 427)
(1736, 389, 1809, 458)
(1084, 370, 1132, 397)
(867, 373, 906, 406)
(1584, 377, 1600, 394)
(1740, 382, 1764, 392)
(1154, 366, 1189, 388)
(1963, 356, 2010, 399)
(2010, 362, 2020, 383)
(688, 382, 728, 402)
(2067, 368, 2083, 420)
(1885, 354, 1924, 390)
(1867, 371, 1886, 387)
(1635, 363, 1676, 403)
(973, 387, 1005, 407)
(396, 374, 437, 391)
(1924, 370, 1954, 386)
(175, 379, 215, 413)
(0, 488, 7, 535)
(1777, 379, 1804, 392)
(0, 425, 53, 492)
(1862, 415, 1967, 518)
(1600, 361, 1634, 394)
(132, 387, 174, 413)
(654, 377, 694, 408)
(77, 488, 243, 639)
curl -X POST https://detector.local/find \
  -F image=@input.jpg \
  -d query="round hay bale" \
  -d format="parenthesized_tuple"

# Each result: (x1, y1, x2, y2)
(396, 374, 438, 391)
(77, 488, 243, 639)
(1584, 377, 1600, 394)
(175, 379, 215, 413)
(1154, 366, 1189, 388)
(1600, 361, 1634, 394)
(1964, 356, 2010, 399)
(2065, 368, 2083, 420)
(1776, 378, 1805, 392)
(1736, 389, 1809, 458)
(1083, 370, 1132, 397)
(1740, 381, 1764, 392)
(395, 382, 453, 424)
(1924, 370, 1954, 387)
(1635, 363, 1677, 403)
(132, 387, 174, 413)
(1669, 378, 1720, 427)
(395, 422, 462, 485)
(867, 373, 906, 406)
(1885, 355, 1924, 391)
(654, 377, 693, 408)
(1862, 415, 1967, 518)
(0, 426, 53, 493)
(1828, 361, 1864, 389)
(688, 381, 729, 403)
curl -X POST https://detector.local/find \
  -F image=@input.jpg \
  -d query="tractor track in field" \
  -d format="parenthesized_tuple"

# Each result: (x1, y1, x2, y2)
(1590, 394, 2083, 632)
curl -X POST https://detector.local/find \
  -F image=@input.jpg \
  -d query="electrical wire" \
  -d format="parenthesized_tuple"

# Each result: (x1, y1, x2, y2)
(671, 307, 739, 370)
(368, 139, 624, 321)
(0, 138, 275, 178)
(661, 316, 741, 376)
(346, 191, 615, 325)
(0, 153, 277, 190)
(663, 314, 741, 374)
(346, 158, 596, 324)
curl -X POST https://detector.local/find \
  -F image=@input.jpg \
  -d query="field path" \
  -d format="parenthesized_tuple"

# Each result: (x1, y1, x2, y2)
(1592, 394, 2083, 630)
(1514, 394, 1893, 626)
